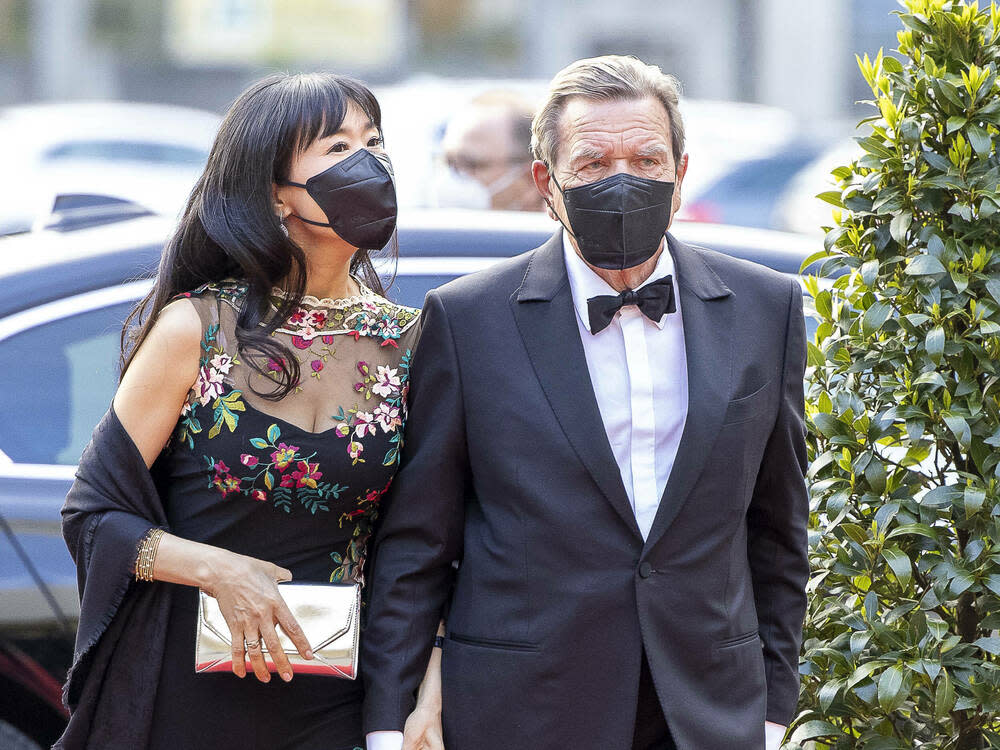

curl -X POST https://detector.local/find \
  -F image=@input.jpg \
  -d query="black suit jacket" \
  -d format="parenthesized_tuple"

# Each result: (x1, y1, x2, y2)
(362, 230, 809, 749)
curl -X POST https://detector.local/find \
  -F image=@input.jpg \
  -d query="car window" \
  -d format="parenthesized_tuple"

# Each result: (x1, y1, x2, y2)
(41, 141, 208, 167)
(383, 273, 464, 309)
(0, 301, 133, 464)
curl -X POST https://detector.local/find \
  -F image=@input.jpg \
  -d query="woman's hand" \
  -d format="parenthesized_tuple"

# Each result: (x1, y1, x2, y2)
(200, 549, 313, 683)
(403, 621, 445, 749)
(402, 704, 443, 750)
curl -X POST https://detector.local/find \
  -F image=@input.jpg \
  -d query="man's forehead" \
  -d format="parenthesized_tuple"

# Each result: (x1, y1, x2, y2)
(557, 96, 671, 154)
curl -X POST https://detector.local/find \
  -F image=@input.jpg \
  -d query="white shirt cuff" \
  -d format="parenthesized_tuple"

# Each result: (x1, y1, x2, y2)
(366, 730, 404, 750)
(764, 721, 786, 749)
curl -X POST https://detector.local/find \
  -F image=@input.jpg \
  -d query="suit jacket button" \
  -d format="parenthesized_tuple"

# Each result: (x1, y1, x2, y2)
(638, 562, 653, 579)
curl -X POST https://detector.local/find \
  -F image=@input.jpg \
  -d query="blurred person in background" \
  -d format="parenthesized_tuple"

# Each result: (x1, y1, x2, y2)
(56, 72, 442, 750)
(431, 89, 544, 211)
(362, 55, 808, 750)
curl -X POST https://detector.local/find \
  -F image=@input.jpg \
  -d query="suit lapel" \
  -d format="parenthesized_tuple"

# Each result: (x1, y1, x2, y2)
(643, 233, 735, 550)
(511, 231, 641, 538)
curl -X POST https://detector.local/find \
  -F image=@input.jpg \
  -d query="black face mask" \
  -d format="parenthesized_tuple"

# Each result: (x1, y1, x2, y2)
(279, 148, 397, 250)
(549, 170, 674, 270)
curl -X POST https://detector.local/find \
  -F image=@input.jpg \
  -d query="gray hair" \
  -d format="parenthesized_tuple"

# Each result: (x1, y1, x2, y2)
(530, 55, 685, 169)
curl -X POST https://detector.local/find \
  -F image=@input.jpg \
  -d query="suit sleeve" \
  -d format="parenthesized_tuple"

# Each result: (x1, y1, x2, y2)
(746, 277, 809, 725)
(362, 290, 469, 733)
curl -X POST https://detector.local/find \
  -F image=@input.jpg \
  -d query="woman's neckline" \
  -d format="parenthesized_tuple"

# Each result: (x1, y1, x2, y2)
(268, 277, 375, 309)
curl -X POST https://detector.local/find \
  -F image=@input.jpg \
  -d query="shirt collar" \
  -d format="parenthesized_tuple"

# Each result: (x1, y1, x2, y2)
(562, 230, 676, 332)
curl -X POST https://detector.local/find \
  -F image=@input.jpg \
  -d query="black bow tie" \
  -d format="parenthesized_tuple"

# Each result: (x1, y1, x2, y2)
(586, 275, 676, 334)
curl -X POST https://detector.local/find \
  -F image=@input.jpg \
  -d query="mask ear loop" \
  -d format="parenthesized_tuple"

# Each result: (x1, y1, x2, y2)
(275, 178, 334, 228)
(543, 165, 580, 242)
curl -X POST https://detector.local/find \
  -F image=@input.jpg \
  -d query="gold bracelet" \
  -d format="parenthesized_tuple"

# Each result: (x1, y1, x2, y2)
(135, 528, 165, 582)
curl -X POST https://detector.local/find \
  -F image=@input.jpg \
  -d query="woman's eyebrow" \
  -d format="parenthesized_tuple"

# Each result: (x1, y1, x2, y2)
(332, 119, 378, 136)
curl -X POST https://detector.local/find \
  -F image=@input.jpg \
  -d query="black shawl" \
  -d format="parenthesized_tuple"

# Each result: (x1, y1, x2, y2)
(55, 405, 173, 749)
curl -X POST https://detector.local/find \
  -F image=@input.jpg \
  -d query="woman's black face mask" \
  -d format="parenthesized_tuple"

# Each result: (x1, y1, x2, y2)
(548, 169, 674, 271)
(278, 148, 397, 250)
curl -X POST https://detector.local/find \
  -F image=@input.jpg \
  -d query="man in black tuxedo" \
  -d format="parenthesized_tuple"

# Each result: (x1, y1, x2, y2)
(363, 54, 809, 750)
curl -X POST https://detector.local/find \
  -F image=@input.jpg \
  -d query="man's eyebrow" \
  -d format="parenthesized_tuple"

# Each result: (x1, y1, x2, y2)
(568, 145, 607, 164)
(636, 143, 670, 157)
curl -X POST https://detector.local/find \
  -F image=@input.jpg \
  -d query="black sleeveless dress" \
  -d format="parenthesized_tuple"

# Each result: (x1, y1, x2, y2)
(147, 279, 419, 750)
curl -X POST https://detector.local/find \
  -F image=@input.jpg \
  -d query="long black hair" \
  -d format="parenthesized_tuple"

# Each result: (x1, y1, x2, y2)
(120, 72, 396, 400)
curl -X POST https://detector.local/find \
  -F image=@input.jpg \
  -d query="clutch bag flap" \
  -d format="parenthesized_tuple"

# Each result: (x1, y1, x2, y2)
(195, 581, 359, 678)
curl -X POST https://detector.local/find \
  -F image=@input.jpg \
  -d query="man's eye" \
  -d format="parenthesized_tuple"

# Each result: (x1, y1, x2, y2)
(640, 158, 657, 167)
(584, 161, 603, 170)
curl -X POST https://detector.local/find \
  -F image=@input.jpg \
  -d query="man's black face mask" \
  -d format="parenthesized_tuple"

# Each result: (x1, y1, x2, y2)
(279, 148, 397, 250)
(549, 169, 674, 271)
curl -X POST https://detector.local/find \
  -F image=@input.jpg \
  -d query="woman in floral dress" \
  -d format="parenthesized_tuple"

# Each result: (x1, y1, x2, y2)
(63, 73, 441, 749)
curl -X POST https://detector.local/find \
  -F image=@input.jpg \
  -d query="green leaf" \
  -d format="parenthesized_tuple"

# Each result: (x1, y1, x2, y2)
(249, 437, 268, 449)
(944, 414, 971, 450)
(266, 423, 281, 443)
(264, 471, 273, 490)
(905, 255, 947, 275)
(882, 547, 912, 586)
(985, 574, 1000, 596)
(967, 124, 992, 156)
(789, 719, 841, 742)
(925, 326, 945, 362)
(877, 666, 907, 713)
(914, 371, 946, 388)
(946, 115, 968, 133)
(963, 486, 985, 517)
(974, 637, 1000, 655)
(862, 300, 892, 336)
(890, 211, 912, 244)
(818, 679, 844, 712)
(935, 669, 955, 721)
(807, 341, 826, 368)
(886, 523, 938, 541)
(816, 190, 844, 208)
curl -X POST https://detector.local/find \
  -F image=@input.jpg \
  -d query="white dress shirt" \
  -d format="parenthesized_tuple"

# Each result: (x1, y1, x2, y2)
(562, 231, 687, 540)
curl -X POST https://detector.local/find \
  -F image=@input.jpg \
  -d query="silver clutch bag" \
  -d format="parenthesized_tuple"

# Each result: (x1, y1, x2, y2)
(195, 581, 360, 679)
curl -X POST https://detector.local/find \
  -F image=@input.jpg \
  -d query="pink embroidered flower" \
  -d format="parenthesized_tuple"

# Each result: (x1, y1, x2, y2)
(348, 441, 364, 460)
(267, 357, 285, 372)
(305, 309, 328, 328)
(353, 411, 377, 438)
(291, 460, 322, 489)
(291, 335, 311, 350)
(288, 307, 308, 325)
(251, 489, 267, 502)
(335, 423, 351, 438)
(321, 335, 335, 345)
(311, 359, 324, 373)
(240, 454, 258, 467)
(298, 325, 318, 341)
(372, 366, 401, 398)
(210, 353, 234, 374)
(196, 366, 226, 405)
(270, 443, 299, 470)
(374, 402, 402, 433)
(212, 472, 240, 497)
(280, 473, 296, 488)
(213, 459, 230, 474)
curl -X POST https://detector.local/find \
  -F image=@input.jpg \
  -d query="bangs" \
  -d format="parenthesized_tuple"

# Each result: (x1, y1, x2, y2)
(282, 74, 382, 155)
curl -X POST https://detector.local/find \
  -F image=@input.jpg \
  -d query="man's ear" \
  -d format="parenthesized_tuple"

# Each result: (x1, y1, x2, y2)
(670, 153, 689, 224)
(531, 160, 559, 222)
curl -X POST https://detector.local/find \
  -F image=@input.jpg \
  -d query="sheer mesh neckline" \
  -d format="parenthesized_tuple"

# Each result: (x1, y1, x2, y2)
(269, 277, 378, 310)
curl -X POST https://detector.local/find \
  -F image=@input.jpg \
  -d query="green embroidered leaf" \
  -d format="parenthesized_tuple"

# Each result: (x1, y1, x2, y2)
(208, 420, 222, 440)
(267, 423, 281, 443)
(249, 438, 268, 449)
(264, 471, 274, 490)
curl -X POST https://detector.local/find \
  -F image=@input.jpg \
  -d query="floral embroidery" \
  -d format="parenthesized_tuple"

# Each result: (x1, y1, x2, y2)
(175, 322, 246, 448)
(329, 479, 393, 583)
(205, 423, 347, 514)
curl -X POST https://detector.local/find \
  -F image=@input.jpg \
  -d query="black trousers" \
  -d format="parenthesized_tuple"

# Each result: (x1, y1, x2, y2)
(632, 651, 677, 750)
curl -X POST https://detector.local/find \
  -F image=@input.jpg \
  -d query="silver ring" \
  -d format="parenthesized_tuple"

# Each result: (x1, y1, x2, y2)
(245, 638, 262, 650)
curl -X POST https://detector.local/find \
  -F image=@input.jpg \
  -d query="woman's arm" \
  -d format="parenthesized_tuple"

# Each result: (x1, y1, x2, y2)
(112, 299, 312, 682)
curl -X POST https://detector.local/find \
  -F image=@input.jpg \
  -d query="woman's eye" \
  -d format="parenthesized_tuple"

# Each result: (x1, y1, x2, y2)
(368, 135, 384, 147)
(328, 142, 349, 153)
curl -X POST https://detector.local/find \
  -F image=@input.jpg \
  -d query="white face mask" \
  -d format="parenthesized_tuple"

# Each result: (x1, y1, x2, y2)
(430, 164, 525, 209)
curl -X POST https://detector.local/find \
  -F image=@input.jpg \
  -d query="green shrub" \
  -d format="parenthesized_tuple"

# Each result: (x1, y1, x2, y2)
(790, 1, 1000, 748)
